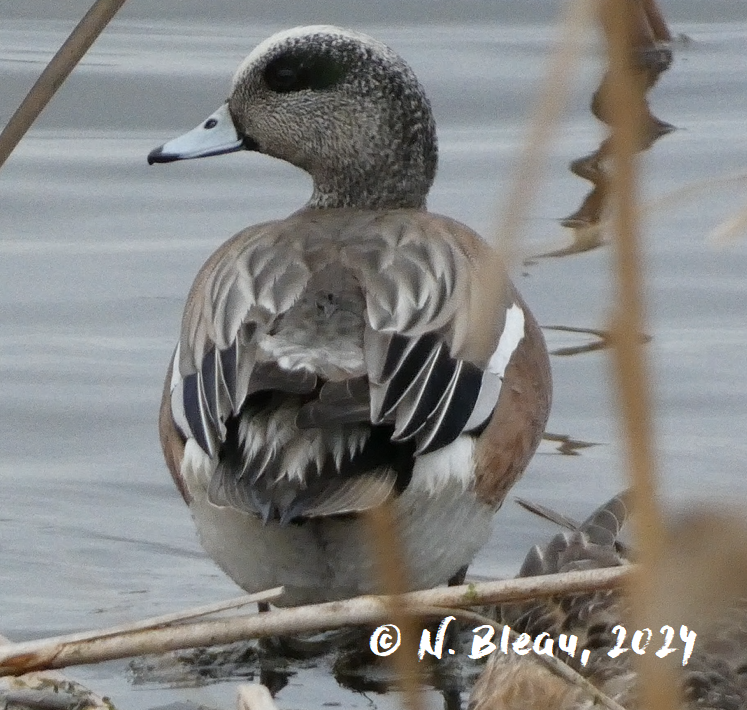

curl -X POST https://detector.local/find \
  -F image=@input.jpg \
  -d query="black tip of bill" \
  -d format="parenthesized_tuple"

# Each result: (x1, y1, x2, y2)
(147, 146, 178, 165)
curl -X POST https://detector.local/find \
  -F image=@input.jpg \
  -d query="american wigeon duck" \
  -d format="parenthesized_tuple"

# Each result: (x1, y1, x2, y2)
(473, 493, 747, 710)
(149, 26, 552, 607)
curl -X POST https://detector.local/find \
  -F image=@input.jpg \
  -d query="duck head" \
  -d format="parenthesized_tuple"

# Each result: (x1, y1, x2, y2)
(148, 25, 438, 210)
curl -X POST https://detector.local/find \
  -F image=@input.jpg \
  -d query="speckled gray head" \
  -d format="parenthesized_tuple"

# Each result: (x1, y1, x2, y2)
(148, 25, 438, 210)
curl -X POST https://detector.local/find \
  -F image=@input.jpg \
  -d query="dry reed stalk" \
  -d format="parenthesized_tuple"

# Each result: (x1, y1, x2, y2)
(639, 0, 672, 42)
(0, 0, 128, 171)
(467, 0, 594, 361)
(589, 171, 747, 240)
(366, 504, 425, 710)
(1, 588, 283, 652)
(0, 566, 631, 677)
(539, 169, 747, 258)
(0, 635, 113, 710)
(494, 0, 593, 254)
(601, 0, 679, 708)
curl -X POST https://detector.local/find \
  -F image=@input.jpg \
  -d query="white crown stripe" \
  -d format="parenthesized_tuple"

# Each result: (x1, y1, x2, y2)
(232, 26, 388, 88)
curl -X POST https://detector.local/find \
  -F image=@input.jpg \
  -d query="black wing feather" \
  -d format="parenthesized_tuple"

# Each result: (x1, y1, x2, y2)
(378, 333, 442, 418)
(392, 344, 456, 441)
(182, 372, 213, 456)
(200, 347, 219, 426)
(219, 341, 238, 409)
(415, 361, 483, 455)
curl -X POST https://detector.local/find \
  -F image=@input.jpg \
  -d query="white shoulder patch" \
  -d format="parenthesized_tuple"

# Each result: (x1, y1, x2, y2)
(462, 303, 525, 432)
(170, 342, 182, 392)
(487, 303, 525, 376)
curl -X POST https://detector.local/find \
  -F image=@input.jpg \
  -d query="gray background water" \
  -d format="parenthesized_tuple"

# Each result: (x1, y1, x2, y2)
(2, 1, 747, 708)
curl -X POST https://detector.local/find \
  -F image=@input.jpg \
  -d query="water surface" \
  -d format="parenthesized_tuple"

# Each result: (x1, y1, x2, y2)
(1, 4, 747, 709)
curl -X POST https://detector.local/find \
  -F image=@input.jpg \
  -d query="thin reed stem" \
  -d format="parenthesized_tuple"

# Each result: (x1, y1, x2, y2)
(0, 0, 128, 171)
(601, 0, 679, 708)
(0, 566, 631, 677)
(367, 504, 425, 710)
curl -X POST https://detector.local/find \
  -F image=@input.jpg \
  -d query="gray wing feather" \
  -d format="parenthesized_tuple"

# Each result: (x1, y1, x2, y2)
(354, 220, 520, 456)
(579, 490, 632, 549)
(173, 226, 314, 455)
(516, 491, 631, 577)
(173, 213, 518, 523)
(296, 471, 398, 519)
(342, 221, 463, 336)
(514, 497, 580, 531)
(296, 378, 370, 428)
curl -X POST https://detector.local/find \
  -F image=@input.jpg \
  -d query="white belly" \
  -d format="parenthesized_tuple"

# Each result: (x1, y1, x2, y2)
(182, 436, 494, 606)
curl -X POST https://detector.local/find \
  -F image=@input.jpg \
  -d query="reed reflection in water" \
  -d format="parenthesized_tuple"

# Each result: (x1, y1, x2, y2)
(533, 0, 676, 260)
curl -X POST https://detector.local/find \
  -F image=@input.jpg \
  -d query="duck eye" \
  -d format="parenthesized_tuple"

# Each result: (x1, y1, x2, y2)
(273, 67, 298, 89)
(264, 53, 346, 93)
(264, 58, 306, 92)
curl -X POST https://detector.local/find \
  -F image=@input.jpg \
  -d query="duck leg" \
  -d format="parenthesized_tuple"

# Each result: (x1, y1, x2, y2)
(448, 565, 469, 587)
